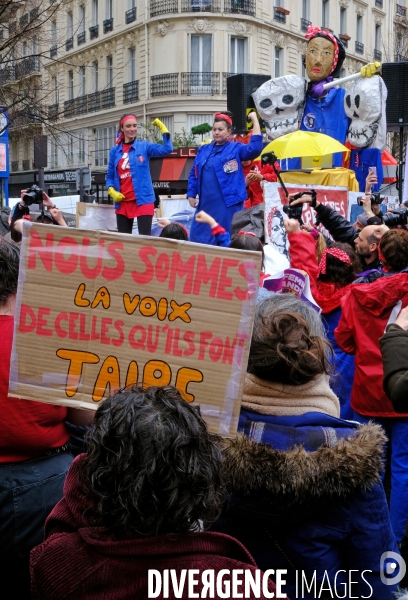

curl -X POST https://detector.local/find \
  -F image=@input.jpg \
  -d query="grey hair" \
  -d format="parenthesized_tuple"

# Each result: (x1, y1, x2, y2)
(254, 294, 326, 340)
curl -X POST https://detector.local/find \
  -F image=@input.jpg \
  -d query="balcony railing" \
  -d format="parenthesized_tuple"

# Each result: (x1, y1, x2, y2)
(22, 159, 30, 170)
(355, 41, 364, 54)
(397, 4, 407, 16)
(9, 110, 42, 129)
(181, 0, 221, 11)
(123, 80, 139, 103)
(50, 45, 57, 59)
(151, 73, 178, 96)
(181, 71, 219, 94)
(222, 71, 233, 94)
(273, 7, 286, 23)
(63, 88, 116, 117)
(66, 37, 73, 51)
(224, 0, 255, 15)
(103, 18, 113, 32)
(11, 160, 18, 171)
(48, 103, 59, 120)
(300, 17, 311, 32)
(125, 7, 136, 22)
(0, 56, 40, 84)
(89, 25, 98, 39)
(77, 31, 86, 45)
(374, 49, 382, 61)
(150, 0, 178, 17)
(375, 0, 383, 6)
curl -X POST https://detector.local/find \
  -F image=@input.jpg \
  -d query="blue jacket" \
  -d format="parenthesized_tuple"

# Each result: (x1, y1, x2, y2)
(105, 135, 173, 208)
(215, 411, 399, 600)
(187, 135, 263, 208)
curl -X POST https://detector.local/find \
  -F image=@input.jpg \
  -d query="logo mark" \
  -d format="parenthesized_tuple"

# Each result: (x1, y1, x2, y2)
(380, 551, 406, 585)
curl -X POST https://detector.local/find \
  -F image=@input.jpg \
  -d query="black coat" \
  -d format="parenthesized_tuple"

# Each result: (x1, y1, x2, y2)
(380, 323, 408, 412)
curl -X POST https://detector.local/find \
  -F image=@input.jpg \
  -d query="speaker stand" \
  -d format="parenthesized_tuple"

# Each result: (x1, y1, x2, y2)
(399, 126, 405, 205)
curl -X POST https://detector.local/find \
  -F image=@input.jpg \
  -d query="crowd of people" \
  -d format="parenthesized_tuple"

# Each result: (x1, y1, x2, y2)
(1, 109, 408, 599)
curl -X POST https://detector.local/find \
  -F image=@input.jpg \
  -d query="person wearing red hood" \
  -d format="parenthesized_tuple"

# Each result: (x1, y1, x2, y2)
(30, 386, 282, 600)
(284, 219, 361, 421)
(334, 261, 408, 542)
(242, 160, 279, 209)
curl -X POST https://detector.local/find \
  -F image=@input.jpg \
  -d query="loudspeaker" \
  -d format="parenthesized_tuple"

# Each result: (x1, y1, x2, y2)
(382, 62, 408, 130)
(33, 135, 48, 168)
(227, 73, 270, 133)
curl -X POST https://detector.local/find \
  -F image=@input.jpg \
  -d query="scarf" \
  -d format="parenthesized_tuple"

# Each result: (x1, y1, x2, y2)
(242, 372, 340, 418)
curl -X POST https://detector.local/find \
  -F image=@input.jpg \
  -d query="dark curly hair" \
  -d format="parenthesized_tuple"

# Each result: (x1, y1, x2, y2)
(248, 296, 331, 385)
(81, 386, 224, 537)
(318, 242, 360, 288)
(0, 239, 20, 307)
(229, 234, 265, 271)
(159, 222, 188, 241)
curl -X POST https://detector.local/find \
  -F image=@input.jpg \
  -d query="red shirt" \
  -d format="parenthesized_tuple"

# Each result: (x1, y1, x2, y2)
(243, 160, 279, 209)
(0, 316, 69, 462)
(116, 143, 154, 219)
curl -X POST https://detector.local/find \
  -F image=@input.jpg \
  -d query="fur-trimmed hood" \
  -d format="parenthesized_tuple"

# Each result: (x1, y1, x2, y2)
(222, 422, 386, 502)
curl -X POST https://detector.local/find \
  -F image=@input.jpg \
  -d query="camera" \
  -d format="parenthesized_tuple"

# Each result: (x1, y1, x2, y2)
(22, 185, 43, 206)
(261, 151, 278, 166)
(383, 207, 408, 228)
(282, 190, 317, 224)
(357, 193, 384, 206)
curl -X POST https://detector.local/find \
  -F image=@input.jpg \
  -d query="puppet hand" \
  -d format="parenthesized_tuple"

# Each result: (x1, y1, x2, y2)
(360, 62, 381, 78)
(152, 118, 169, 135)
(310, 81, 325, 98)
(108, 187, 125, 203)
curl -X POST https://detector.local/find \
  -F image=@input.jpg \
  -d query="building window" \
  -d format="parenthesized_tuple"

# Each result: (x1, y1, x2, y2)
(106, 0, 113, 18)
(190, 35, 212, 72)
(92, 60, 98, 92)
(79, 65, 86, 96)
(230, 37, 247, 74)
(322, 0, 329, 28)
(79, 5, 86, 33)
(68, 70, 74, 100)
(92, 0, 98, 25)
(302, 0, 310, 21)
(301, 55, 306, 77)
(107, 55, 113, 87)
(340, 7, 346, 34)
(155, 115, 174, 136)
(67, 12, 73, 38)
(53, 76, 58, 103)
(95, 125, 115, 166)
(187, 114, 212, 142)
(128, 0, 136, 8)
(50, 140, 58, 169)
(375, 24, 381, 50)
(128, 47, 136, 82)
(274, 47, 283, 78)
(51, 20, 57, 44)
(356, 15, 362, 42)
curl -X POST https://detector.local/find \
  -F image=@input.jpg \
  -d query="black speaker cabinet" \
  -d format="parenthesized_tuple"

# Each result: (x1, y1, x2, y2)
(382, 62, 408, 130)
(227, 73, 270, 133)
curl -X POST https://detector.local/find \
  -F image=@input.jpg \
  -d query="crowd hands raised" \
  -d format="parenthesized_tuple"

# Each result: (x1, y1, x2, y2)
(2, 112, 408, 599)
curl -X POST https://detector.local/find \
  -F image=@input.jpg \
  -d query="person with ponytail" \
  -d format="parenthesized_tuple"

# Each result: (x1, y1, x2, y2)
(106, 114, 173, 235)
(214, 294, 399, 600)
(187, 110, 262, 245)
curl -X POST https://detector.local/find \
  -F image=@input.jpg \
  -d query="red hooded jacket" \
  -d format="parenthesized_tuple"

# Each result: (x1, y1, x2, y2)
(335, 273, 408, 417)
(30, 455, 281, 600)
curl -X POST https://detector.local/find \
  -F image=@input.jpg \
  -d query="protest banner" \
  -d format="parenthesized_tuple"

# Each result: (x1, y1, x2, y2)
(263, 183, 349, 256)
(9, 223, 261, 437)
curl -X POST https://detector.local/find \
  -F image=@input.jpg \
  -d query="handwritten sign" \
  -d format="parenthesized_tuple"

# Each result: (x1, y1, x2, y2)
(264, 183, 349, 256)
(10, 223, 261, 437)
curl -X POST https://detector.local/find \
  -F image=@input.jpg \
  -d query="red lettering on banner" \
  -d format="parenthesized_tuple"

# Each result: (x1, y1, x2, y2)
(18, 304, 37, 333)
(102, 241, 125, 281)
(27, 230, 54, 272)
(80, 238, 103, 279)
(217, 259, 239, 300)
(198, 331, 213, 360)
(55, 312, 69, 338)
(131, 246, 157, 285)
(169, 253, 196, 294)
(36, 307, 53, 337)
(193, 255, 221, 297)
(112, 321, 124, 347)
(55, 237, 79, 275)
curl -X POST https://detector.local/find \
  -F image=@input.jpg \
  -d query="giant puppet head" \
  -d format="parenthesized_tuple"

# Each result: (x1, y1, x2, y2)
(304, 25, 346, 97)
(345, 75, 388, 150)
(252, 75, 306, 140)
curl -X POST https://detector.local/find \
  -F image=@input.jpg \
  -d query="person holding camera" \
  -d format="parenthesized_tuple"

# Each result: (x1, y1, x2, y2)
(106, 113, 173, 236)
(12, 188, 68, 227)
(187, 111, 262, 245)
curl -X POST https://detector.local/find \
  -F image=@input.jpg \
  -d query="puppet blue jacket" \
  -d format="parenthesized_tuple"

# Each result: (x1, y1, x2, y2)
(187, 135, 263, 208)
(105, 135, 173, 208)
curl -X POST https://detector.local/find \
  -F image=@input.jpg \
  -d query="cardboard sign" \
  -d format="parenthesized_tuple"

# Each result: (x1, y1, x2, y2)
(264, 183, 349, 256)
(9, 223, 262, 437)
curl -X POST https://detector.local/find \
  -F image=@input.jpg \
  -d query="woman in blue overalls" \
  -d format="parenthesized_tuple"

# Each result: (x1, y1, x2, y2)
(187, 111, 262, 245)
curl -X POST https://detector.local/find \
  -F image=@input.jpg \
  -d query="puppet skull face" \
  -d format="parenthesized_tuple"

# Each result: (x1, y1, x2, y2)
(252, 75, 306, 140)
(345, 76, 383, 148)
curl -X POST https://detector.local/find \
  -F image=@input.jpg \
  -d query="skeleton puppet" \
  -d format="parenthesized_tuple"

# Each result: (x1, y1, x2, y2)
(253, 25, 385, 155)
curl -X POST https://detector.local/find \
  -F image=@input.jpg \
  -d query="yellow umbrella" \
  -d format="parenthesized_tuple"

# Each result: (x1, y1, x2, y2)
(260, 130, 349, 160)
